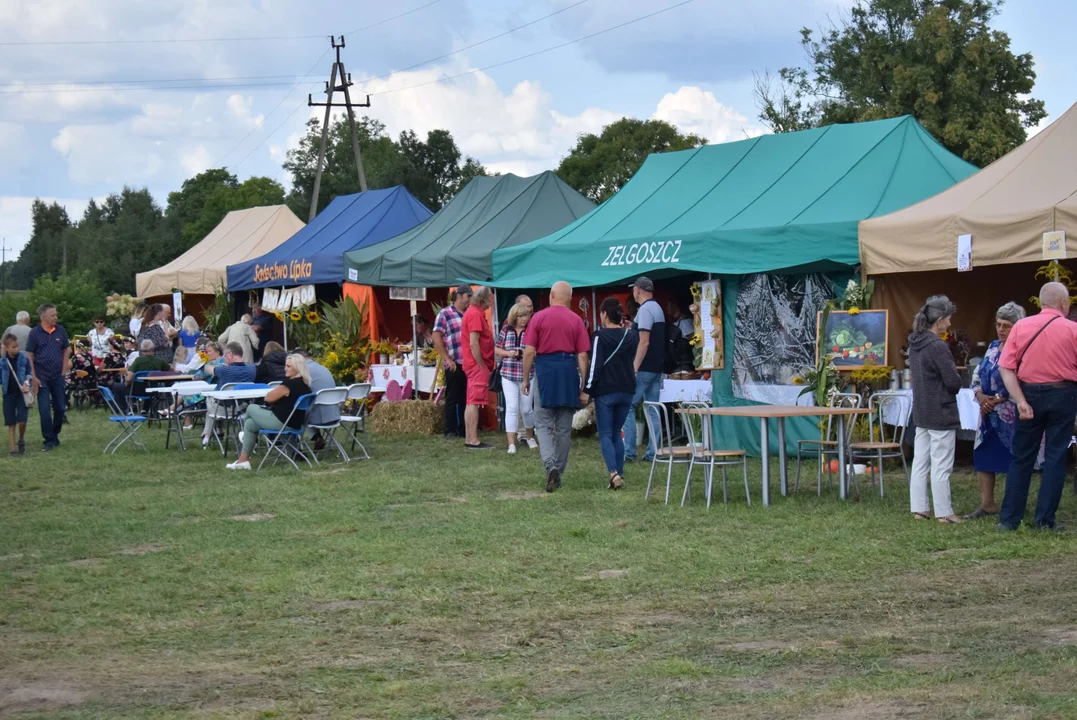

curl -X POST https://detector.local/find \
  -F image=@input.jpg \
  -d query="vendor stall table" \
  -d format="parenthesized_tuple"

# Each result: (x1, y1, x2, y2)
(879, 388, 979, 431)
(659, 379, 712, 404)
(368, 364, 438, 395)
(679, 405, 871, 506)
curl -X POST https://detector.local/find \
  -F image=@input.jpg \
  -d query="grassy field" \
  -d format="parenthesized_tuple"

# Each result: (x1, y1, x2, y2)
(2, 409, 1077, 719)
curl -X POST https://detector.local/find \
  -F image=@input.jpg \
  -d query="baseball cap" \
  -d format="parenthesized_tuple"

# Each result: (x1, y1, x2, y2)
(454, 284, 474, 297)
(628, 276, 655, 292)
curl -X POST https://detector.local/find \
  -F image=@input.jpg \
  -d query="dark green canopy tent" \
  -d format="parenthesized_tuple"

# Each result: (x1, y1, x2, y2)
(343, 171, 594, 288)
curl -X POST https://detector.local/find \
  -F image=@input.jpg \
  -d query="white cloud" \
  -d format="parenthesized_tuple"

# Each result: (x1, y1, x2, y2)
(181, 145, 213, 177)
(52, 124, 164, 185)
(0, 196, 95, 256)
(0, 123, 31, 171)
(226, 94, 264, 131)
(653, 87, 768, 144)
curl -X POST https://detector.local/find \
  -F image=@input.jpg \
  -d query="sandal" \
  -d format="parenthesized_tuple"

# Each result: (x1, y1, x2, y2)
(913, 512, 932, 520)
(938, 516, 963, 524)
(608, 472, 624, 490)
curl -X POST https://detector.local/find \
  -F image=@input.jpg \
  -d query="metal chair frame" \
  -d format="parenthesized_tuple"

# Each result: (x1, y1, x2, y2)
(681, 405, 750, 507)
(339, 383, 372, 460)
(849, 391, 911, 497)
(307, 387, 351, 463)
(643, 401, 693, 505)
(256, 393, 317, 471)
(98, 385, 147, 454)
(794, 392, 862, 495)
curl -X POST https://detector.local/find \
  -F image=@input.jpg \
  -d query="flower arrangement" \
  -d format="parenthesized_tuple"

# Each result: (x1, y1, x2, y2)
(318, 332, 371, 384)
(1031, 261, 1077, 307)
(849, 360, 893, 394)
(945, 328, 972, 366)
(105, 293, 138, 319)
(837, 279, 875, 312)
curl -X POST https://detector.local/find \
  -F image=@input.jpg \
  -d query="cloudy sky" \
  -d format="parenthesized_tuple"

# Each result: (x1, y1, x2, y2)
(0, 0, 1071, 257)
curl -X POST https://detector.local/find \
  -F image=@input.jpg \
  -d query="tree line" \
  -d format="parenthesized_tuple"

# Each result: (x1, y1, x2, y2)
(0, 0, 1043, 299)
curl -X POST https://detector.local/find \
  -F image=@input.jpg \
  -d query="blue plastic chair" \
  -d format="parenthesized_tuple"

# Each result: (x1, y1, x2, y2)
(256, 393, 316, 471)
(98, 386, 147, 454)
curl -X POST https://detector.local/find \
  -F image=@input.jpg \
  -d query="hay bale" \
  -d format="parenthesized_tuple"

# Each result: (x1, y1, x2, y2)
(370, 400, 443, 435)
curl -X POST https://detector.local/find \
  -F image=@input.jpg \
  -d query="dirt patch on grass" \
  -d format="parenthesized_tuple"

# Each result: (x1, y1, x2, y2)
(1042, 627, 1077, 646)
(0, 681, 87, 716)
(230, 513, 275, 522)
(313, 600, 385, 612)
(115, 544, 168, 556)
(575, 569, 628, 580)
(726, 640, 796, 652)
(498, 491, 548, 500)
(66, 558, 104, 569)
(892, 653, 958, 669)
(808, 700, 934, 719)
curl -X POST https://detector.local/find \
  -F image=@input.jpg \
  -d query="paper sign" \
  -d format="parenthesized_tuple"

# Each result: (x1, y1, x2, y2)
(389, 286, 427, 301)
(410, 300, 418, 316)
(957, 234, 972, 272)
(262, 285, 315, 312)
(1043, 231, 1067, 260)
(172, 291, 183, 319)
(348, 268, 358, 282)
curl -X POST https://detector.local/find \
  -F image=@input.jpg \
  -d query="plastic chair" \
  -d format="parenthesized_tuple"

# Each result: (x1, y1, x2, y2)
(849, 392, 912, 497)
(98, 385, 147, 454)
(682, 405, 749, 507)
(339, 383, 371, 460)
(384, 380, 403, 403)
(256, 393, 317, 471)
(307, 387, 350, 463)
(643, 401, 694, 505)
(794, 392, 862, 495)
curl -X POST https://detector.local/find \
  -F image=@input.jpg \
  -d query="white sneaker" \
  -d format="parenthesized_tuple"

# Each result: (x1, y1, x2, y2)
(507, 444, 517, 455)
(526, 438, 538, 450)
(226, 461, 251, 470)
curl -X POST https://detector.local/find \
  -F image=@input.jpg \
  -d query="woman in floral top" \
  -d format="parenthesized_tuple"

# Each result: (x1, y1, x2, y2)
(495, 302, 538, 455)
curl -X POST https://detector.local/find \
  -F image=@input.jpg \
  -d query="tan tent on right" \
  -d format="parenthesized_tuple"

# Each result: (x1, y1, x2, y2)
(859, 102, 1077, 362)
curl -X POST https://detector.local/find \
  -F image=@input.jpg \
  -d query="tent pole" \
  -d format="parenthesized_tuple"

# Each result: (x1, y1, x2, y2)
(591, 288, 597, 330)
(412, 309, 418, 400)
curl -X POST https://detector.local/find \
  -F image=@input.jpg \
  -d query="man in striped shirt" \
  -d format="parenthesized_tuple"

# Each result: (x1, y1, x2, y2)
(434, 285, 472, 440)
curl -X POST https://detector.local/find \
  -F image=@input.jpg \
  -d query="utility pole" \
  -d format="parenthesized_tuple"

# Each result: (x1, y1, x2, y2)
(0, 238, 8, 296)
(308, 35, 371, 222)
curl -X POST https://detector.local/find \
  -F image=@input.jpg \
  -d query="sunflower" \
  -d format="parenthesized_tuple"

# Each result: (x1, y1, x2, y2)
(289, 311, 302, 322)
(306, 311, 320, 324)
(274, 312, 285, 321)
(848, 307, 861, 315)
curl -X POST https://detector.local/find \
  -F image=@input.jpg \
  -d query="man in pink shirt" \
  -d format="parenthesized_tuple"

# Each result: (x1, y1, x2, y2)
(522, 281, 590, 492)
(461, 286, 496, 450)
(998, 282, 1077, 530)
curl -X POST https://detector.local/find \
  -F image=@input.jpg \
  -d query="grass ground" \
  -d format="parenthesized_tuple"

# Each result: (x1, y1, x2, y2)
(2, 410, 1077, 719)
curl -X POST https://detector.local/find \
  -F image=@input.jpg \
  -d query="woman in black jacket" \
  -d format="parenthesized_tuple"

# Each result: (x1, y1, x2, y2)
(582, 298, 638, 490)
(907, 295, 964, 524)
(255, 342, 288, 384)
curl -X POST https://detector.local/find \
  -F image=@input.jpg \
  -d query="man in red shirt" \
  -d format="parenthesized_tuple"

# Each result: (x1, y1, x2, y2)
(461, 286, 496, 450)
(522, 281, 590, 492)
(998, 282, 1077, 530)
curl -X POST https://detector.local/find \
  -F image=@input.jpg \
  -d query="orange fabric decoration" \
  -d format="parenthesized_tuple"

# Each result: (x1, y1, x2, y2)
(342, 282, 381, 344)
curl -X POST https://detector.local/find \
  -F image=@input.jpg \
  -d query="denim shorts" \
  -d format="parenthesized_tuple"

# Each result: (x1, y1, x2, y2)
(3, 392, 27, 426)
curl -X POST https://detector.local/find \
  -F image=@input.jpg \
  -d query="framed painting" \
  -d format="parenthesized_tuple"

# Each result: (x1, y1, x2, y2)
(816, 309, 889, 368)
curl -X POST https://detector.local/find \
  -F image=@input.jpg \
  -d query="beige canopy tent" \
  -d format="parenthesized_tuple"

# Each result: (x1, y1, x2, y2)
(860, 102, 1077, 360)
(136, 205, 305, 298)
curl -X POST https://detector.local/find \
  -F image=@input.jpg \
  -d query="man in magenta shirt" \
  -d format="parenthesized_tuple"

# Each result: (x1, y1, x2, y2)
(998, 282, 1077, 530)
(461, 286, 496, 450)
(522, 281, 590, 492)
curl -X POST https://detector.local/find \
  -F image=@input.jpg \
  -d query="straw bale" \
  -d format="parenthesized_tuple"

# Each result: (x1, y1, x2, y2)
(370, 400, 443, 435)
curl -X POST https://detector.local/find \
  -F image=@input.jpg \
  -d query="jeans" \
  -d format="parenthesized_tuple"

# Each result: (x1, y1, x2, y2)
(443, 365, 466, 436)
(36, 375, 66, 446)
(909, 428, 956, 518)
(623, 370, 662, 460)
(596, 392, 633, 476)
(501, 377, 534, 433)
(533, 382, 573, 475)
(1000, 383, 1077, 529)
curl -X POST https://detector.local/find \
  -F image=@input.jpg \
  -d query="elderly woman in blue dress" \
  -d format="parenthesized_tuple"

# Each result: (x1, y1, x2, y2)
(967, 302, 1027, 519)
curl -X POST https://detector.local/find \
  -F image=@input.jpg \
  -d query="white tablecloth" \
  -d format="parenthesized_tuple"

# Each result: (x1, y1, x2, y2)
(735, 383, 816, 407)
(660, 379, 712, 404)
(879, 388, 979, 431)
(369, 364, 438, 394)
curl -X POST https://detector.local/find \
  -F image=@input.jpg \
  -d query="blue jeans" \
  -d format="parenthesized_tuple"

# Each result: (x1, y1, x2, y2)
(37, 375, 66, 446)
(596, 392, 634, 476)
(623, 370, 662, 460)
(1000, 383, 1077, 530)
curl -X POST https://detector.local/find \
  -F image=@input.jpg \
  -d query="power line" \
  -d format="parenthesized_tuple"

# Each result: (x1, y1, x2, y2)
(0, 0, 442, 47)
(369, 0, 698, 96)
(0, 73, 326, 90)
(0, 81, 306, 95)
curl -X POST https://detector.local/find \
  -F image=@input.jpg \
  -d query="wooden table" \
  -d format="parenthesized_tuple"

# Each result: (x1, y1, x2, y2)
(679, 405, 871, 505)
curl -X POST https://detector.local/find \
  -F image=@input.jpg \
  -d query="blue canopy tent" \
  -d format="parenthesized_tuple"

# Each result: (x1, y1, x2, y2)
(226, 186, 431, 292)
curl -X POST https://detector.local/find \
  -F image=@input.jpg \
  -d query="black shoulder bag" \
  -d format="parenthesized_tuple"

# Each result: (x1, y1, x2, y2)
(488, 328, 512, 393)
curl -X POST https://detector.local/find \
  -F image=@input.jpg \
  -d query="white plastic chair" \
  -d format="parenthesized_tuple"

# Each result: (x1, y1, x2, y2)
(308, 387, 350, 463)
(339, 383, 371, 460)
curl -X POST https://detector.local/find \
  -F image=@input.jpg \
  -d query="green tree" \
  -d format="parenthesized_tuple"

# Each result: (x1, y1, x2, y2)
(755, 0, 1046, 166)
(165, 168, 239, 243)
(9, 201, 73, 288)
(556, 118, 706, 203)
(25, 271, 104, 333)
(182, 176, 285, 244)
(282, 117, 489, 216)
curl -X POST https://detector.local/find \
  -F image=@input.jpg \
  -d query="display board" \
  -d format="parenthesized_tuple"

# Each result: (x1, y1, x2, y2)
(693, 279, 724, 370)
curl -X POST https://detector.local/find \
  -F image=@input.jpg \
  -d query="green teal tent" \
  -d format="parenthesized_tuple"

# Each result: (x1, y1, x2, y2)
(342, 171, 594, 288)
(487, 117, 978, 455)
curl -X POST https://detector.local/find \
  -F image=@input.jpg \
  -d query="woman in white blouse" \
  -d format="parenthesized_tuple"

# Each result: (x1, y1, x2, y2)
(87, 315, 115, 365)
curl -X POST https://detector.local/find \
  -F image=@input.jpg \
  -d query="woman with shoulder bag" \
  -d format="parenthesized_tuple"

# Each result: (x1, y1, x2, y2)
(581, 298, 639, 490)
(495, 303, 538, 455)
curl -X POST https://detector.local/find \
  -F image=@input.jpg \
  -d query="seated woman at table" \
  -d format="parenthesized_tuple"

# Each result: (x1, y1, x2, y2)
(226, 353, 312, 470)
(581, 297, 639, 490)
(65, 339, 97, 404)
(907, 295, 963, 524)
(103, 337, 128, 371)
(163, 342, 224, 430)
(255, 341, 288, 384)
(967, 302, 1032, 520)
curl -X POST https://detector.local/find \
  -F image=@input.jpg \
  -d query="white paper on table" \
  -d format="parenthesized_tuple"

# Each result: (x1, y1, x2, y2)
(957, 234, 972, 272)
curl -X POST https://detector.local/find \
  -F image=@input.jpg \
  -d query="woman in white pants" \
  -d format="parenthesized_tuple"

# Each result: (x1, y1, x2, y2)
(906, 295, 964, 524)
(496, 303, 537, 454)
